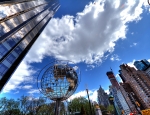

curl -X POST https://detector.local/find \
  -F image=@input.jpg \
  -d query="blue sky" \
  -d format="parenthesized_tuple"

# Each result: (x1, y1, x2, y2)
(0, 0, 150, 102)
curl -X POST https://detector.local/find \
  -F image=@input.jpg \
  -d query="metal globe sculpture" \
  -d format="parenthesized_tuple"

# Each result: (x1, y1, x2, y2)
(37, 60, 80, 115)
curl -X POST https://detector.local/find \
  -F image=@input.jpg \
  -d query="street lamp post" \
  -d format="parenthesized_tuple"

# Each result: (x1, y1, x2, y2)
(86, 88, 93, 115)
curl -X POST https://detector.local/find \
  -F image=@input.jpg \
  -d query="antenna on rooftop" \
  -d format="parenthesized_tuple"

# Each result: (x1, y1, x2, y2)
(110, 67, 113, 72)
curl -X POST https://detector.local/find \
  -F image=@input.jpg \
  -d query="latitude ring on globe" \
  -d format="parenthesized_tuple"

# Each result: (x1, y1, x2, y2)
(37, 60, 80, 101)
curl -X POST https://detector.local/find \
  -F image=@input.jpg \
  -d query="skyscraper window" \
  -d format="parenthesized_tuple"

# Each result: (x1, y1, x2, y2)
(0, 44, 8, 57)
(0, 63, 8, 76)
(6, 53, 16, 64)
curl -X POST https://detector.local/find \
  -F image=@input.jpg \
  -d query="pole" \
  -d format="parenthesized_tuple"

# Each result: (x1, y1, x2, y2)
(86, 89, 93, 115)
(54, 100, 61, 115)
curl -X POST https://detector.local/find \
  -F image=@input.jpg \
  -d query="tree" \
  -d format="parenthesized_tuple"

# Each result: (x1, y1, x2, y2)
(0, 96, 65, 115)
(3, 109, 21, 115)
(36, 101, 65, 115)
(29, 97, 46, 114)
(107, 105, 114, 114)
(18, 96, 47, 115)
(99, 105, 107, 115)
(0, 97, 21, 115)
(80, 105, 87, 115)
(36, 104, 51, 115)
(59, 101, 65, 115)
(18, 95, 31, 115)
(68, 97, 94, 115)
(0, 97, 7, 114)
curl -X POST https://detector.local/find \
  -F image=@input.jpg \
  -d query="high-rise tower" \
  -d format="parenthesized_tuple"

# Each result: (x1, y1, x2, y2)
(106, 71, 120, 90)
(119, 82, 143, 113)
(106, 71, 131, 115)
(134, 59, 150, 76)
(120, 64, 150, 109)
(0, 0, 60, 91)
(97, 86, 110, 107)
(134, 59, 150, 71)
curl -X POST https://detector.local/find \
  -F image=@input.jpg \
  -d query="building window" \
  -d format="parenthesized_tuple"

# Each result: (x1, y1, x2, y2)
(0, 63, 8, 76)
(0, 44, 8, 57)
(13, 32, 22, 42)
(11, 17, 20, 26)
(19, 28, 27, 37)
(6, 37, 16, 47)
(14, 46, 22, 55)
(6, 53, 16, 64)
(5, 20, 15, 30)
(0, 25, 5, 37)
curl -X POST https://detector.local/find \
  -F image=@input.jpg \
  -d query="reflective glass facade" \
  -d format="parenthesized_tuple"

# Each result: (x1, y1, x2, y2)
(0, 0, 60, 91)
(134, 59, 150, 71)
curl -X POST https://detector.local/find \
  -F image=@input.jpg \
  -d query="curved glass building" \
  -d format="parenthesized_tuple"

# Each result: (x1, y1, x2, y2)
(0, 0, 60, 91)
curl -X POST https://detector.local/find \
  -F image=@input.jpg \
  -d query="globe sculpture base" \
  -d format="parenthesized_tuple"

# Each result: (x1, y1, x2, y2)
(55, 99, 61, 115)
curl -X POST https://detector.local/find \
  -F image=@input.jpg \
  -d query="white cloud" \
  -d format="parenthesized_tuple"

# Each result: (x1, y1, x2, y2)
(68, 90, 87, 101)
(28, 89, 40, 94)
(89, 90, 98, 102)
(73, 66, 78, 70)
(2, 61, 35, 93)
(68, 89, 98, 102)
(14, 91, 19, 94)
(127, 59, 136, 68)
(22, 85, 33, 89)
(25, 0, 145, 64)
(130, 42, 137, 47)
(105, 89, 110, 94)
(87, 64, 96, 71)
(133, 43, 137, 46)
(110, 54, 121, 61)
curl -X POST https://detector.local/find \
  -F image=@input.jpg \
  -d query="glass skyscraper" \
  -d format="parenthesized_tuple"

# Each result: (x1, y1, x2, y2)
(0, 0, 60, 91)
(134, 59, 150, 71)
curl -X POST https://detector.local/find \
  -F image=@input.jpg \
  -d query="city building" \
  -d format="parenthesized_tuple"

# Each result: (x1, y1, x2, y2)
(108, 94, 118, 115)
(107, 72, 131, 115)
(97, 86, 110, 107)
(119, 64, 150, 109)
(0, 0, 60, 91)
(134, 59, 150, 71)
(116, 89, 131, 115)
(119, 83, 143, 114)
(106, 71, 120, 90)
(145, 67, 150, 76)
(134, 59, 150, 76)
(109, 86, 122, 115)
